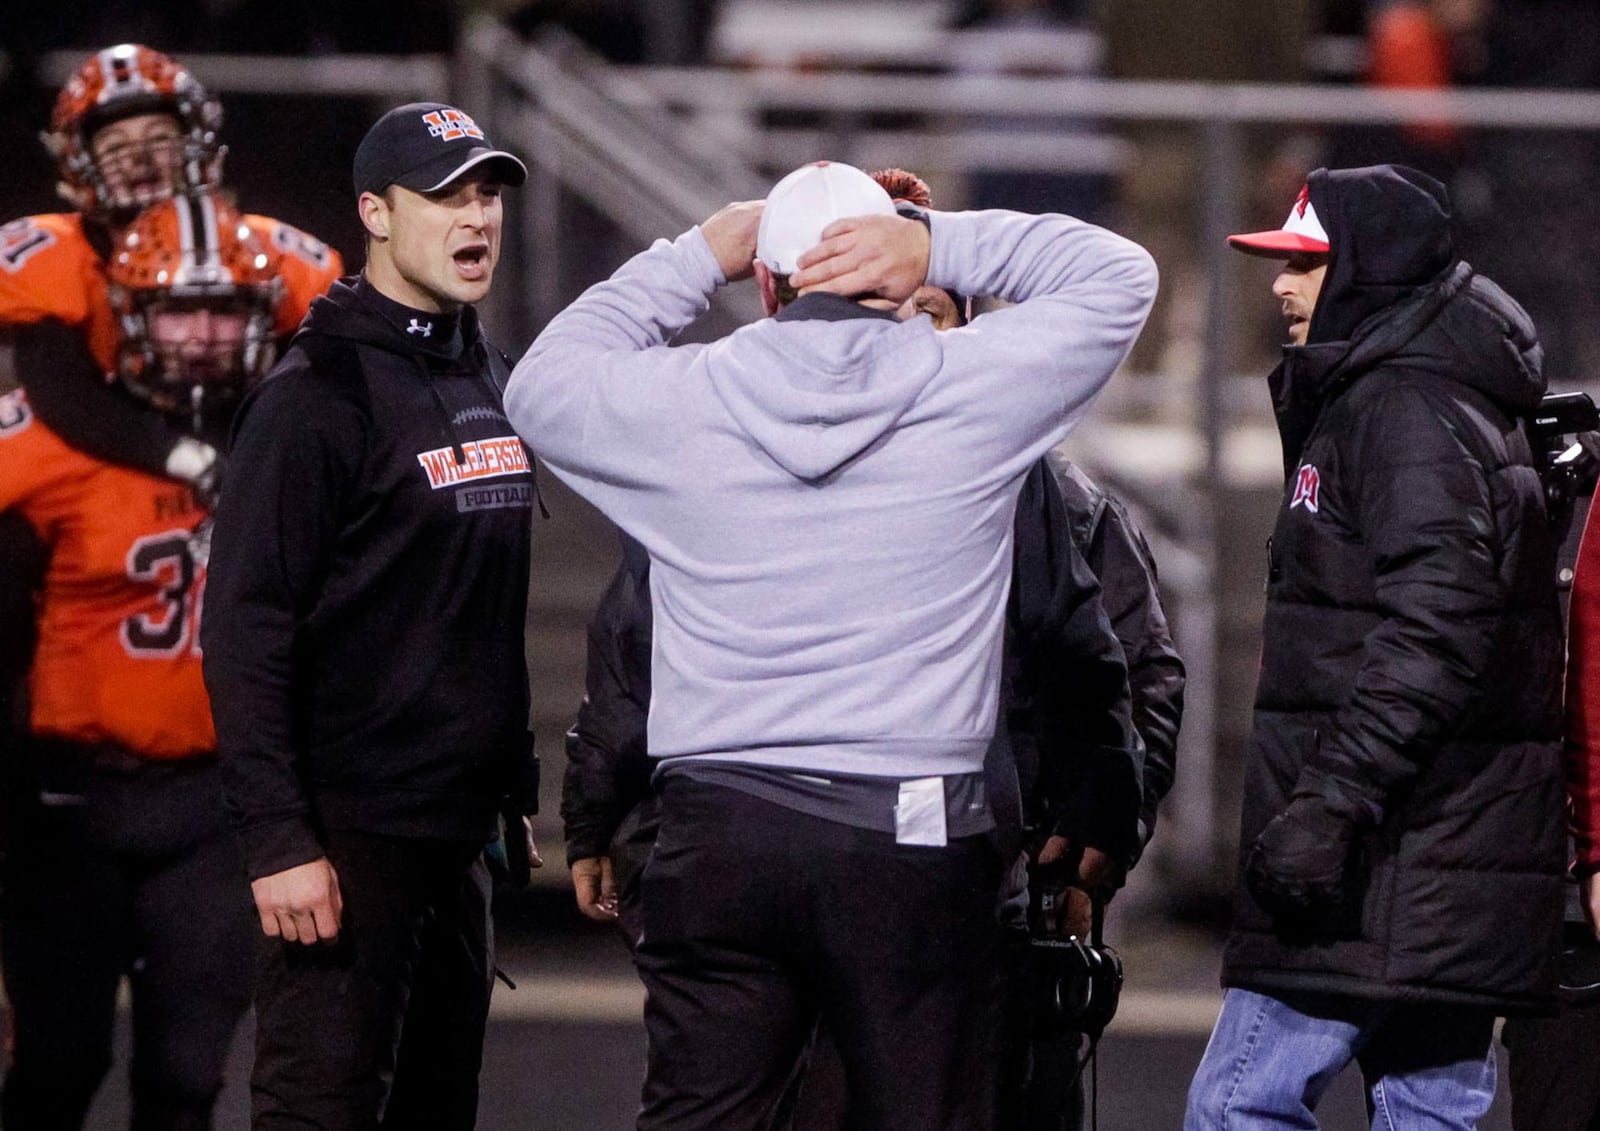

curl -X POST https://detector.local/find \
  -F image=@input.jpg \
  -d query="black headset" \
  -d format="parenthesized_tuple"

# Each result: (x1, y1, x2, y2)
(1028, 889, 1123, 1040)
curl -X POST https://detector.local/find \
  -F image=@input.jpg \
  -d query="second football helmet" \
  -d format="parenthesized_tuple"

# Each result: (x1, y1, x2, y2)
(107, 194, 281, 433)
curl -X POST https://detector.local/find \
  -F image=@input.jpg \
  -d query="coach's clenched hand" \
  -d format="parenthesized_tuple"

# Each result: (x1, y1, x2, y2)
(251, 857, 344, 943)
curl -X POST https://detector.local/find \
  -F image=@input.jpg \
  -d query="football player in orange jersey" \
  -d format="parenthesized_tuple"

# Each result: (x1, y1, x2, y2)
(0, 42, 343, 494)
(0, 42, 344, 886)
(0, 193, 279, 1131)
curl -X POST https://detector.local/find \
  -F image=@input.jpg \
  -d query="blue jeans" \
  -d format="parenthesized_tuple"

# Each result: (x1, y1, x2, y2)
(1184, 988, 1497, 1131)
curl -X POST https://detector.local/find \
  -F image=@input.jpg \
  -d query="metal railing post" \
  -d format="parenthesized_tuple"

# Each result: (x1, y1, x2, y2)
(1188, 113, 1242, 882)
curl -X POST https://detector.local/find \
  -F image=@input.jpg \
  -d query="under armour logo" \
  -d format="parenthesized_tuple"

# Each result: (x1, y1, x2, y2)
(407, 319, 433, 338)
(1294, 185, 1311, 218)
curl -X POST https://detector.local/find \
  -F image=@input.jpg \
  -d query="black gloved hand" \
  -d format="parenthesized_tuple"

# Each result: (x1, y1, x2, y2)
(1245, 794, 1360, 919)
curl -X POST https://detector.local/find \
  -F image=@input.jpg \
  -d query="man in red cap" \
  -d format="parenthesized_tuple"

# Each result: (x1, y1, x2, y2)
(1184, 164, 1565, 1128)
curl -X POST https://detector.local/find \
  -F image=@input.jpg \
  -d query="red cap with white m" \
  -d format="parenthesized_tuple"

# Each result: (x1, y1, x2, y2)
(1228, 185, 1330, 257)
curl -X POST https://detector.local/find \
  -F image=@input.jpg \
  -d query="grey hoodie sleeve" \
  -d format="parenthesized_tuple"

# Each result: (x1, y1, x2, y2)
(925, 209, 1157, 435)
(504, 227, 723, 477)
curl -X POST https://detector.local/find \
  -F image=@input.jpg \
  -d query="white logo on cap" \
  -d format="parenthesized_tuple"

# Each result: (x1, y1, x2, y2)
(1282, 186, 1329, 244)
(422, 109, 484, 142)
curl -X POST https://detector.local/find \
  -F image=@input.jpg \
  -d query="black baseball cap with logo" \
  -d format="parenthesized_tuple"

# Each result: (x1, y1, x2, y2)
(352, 101, 528, 198)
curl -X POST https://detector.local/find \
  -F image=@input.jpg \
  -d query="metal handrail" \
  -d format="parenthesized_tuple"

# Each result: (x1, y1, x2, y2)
(459, 17, 767, 339)
(467, 21, 765, 222)
(37, 49, 449, 100)
(622, 66, 1600, 130)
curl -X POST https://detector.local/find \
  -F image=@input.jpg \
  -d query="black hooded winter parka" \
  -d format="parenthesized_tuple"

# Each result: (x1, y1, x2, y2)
(1221, 166, 1566, 1012)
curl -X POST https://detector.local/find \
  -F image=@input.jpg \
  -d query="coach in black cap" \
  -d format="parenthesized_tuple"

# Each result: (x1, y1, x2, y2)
(353, 100, 528, 199)
(202, 100, 540, 1130)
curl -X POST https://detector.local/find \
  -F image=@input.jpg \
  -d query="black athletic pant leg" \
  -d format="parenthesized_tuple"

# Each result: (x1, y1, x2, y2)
(635, 779, 1002, 1131)
(382, 855, 494, 1131)
(0, 754, 251, 1131)
(0, 795, 123, 1131)
(1504, 1008, 1600, 1131)
(634, 782, 814, 1131)
(126, 820, 256, 1131)
(249, 831, 491, 1131)
(811, 826, 1002, 1131)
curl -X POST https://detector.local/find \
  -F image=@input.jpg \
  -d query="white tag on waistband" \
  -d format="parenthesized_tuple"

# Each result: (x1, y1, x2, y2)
(895, 777, 947, 846)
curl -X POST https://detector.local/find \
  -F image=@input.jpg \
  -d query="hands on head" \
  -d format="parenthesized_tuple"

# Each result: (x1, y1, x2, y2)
(700, 200, 765, 283)
(792, 214, 930, 304)
(701, 203, 931, 304)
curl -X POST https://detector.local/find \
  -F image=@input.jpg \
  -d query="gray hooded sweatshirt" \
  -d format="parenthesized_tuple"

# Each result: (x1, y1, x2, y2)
(506, 209, 1156, 784)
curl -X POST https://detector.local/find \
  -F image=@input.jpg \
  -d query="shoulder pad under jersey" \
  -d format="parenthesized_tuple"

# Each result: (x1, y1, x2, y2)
(243, 214, 345, 333)
(0, 214, 102, 328)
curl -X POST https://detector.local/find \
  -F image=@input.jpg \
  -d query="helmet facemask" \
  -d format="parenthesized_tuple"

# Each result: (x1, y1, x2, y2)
(117, 290, 277, 435)
(43, 45, 225, 222)
(108, 195, 281, 438)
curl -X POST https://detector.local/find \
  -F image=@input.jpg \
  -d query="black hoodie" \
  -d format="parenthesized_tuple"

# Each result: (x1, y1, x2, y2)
(201, 277, 537, 880)
(1223, 165, 1566, 1011)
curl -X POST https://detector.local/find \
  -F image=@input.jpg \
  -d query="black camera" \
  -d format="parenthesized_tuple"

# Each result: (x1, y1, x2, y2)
(1530, 391, 1600, 520)
(1530, 391, 1600, 453)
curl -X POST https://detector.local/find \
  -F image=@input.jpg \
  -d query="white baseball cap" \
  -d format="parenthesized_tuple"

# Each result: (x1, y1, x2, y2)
(1228, 184, 1330, 258)
(756, 161, 898, 275)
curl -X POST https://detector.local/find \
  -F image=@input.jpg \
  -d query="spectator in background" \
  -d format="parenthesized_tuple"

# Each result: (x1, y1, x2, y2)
(1464, 0, 1600, 389)
(948, 0, 1114, 228)
(508, 0, 718, 63)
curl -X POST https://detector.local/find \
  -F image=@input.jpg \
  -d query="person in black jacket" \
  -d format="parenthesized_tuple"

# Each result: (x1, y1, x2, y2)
(564, 273, 1183, 1131)
(1184, 164, 1565, 1129)
(199, 102, 539, 1131)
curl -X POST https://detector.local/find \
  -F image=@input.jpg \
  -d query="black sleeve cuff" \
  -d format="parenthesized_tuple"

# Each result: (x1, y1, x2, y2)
(564, 811, 624, 867)
(237, 815, 326, 882)
(1049, 745, 1144, 866)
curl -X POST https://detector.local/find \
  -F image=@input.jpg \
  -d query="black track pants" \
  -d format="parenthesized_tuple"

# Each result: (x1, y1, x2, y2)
(634, 777, 1003, 1131)
(0, 752, 254, 1131)
(248, 829, 493, 1131)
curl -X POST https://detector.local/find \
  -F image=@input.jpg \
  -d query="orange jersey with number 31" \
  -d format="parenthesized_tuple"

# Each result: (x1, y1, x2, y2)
(0, 210, 342, 366)
(0, 389, 213, 759)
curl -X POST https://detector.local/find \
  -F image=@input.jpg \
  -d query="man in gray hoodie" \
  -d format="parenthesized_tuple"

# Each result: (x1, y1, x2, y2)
(506, 161, 1156, 1130)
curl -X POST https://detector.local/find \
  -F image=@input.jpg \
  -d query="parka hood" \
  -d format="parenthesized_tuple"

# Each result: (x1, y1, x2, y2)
(1305, 164, 1456, 347)
(704, 292, 944, 481)
(1271, 165, 1545, 467)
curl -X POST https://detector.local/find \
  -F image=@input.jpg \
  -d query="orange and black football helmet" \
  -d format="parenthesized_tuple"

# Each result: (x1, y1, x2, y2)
(107, 194, 281, 432)
(43, 44, 224, 220)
